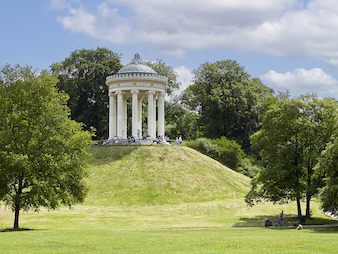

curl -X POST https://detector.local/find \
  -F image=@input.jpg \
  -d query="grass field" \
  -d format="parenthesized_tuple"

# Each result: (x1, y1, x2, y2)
(0, 145, 337, 253)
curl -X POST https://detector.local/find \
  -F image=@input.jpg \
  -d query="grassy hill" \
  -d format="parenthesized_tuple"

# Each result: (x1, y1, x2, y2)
(84, 145, 250, 206)
(2, 145, 338, 253)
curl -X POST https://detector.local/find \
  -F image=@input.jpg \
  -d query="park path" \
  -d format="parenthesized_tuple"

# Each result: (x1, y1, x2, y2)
(302, 223, 338, 228)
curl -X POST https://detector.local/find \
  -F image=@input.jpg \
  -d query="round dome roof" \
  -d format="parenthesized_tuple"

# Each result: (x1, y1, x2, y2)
(118, 53, 158, 74)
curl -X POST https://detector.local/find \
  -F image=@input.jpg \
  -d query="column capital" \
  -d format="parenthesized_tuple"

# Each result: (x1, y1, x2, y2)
(147, 90, 156, 95)
(158, 92, 165, 97)
(130, 89, 139, 94)
(115, 91, 125, 95)
(109, 91, 116, 97)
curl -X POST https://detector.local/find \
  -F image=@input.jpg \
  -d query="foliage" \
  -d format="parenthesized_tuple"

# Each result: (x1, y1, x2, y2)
(146, 60, 180, 96)
(164, 96, 199, 140)
(237, 158, 261, 178)
(0, 64, 93, 228)
(50, 47, 122, 138)
(317, 132, 338, 215)
(246, 94, 338, 217)
(185, 137, 245, 170)
(183, 60, 275, 154)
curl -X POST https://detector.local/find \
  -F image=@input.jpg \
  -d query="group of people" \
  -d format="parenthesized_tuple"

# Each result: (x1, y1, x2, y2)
(100, 134, 182, 145)
(263, 210, 284, 227)
(153, 135, 168, 144)
(175, 135, 183, 146)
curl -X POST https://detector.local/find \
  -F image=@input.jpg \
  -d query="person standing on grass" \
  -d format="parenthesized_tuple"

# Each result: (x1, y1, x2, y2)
(279, 210, 284, 226)
(179, 135, 182, 145)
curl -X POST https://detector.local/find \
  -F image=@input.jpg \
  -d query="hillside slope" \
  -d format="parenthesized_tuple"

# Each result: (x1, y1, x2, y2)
(84, 145, 250, 206)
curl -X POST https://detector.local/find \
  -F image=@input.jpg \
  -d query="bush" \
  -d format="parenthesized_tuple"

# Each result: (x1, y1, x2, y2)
(186, 137, 261, 177)
(186, 137, 244, 170)
(237, 158, 261, 178)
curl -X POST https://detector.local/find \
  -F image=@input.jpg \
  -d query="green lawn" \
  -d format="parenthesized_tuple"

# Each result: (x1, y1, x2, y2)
(1, 227, 338, 253)
(0, 145, 337, 253)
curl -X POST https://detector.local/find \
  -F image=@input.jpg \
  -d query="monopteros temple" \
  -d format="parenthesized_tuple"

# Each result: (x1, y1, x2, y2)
(106, 54, 168, 144)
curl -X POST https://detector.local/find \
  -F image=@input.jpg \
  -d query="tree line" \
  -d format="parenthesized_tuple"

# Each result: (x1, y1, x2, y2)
(2, 46, 338, 228)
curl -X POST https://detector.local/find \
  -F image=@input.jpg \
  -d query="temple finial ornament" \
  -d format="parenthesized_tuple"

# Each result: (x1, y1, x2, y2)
(131, 53, 142, 64)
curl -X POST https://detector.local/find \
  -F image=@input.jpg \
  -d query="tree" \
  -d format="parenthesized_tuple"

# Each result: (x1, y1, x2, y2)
(164, 96, 198, 140)
(183, 60, 275, 153)
(316, 127, 338, 216)
(246, 94, 338, 217)
(146, 60, 180, 96)
(50, 47, 122, 138)
(0, 64, 93, 229)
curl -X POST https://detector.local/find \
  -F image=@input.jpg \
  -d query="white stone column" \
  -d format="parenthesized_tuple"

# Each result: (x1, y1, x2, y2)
(147, 91, 155, 139)
(131, 90, 139, 139)
(153, 94, 157, 138)
(116, 91, 124, 139)
(123, 95, 128, 139)
(108, 92, 116, 140)
(138, 96, 143, 139)
(158, 92, 165, 138)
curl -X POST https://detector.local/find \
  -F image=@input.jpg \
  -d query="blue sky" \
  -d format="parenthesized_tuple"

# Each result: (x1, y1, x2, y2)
(1, 0, 338, 98)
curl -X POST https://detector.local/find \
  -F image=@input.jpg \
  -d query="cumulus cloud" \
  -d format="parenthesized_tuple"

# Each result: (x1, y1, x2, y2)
(173, 66, 194, 95)
(260, 68, 338, 97)
(53, 0, 338, 64)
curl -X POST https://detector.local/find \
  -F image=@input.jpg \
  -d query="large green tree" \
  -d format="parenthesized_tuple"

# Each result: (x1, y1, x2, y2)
(183, 60, 274, 153)
(316, 126, 338, 216)
(50, 47, 122, 138)
(246, 94, 338, 217)
(0, 64, 93, 229)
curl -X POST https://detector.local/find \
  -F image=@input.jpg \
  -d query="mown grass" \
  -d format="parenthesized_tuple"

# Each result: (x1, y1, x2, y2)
(84, 145, 249, 206)
(0, 145, 337, 253)
(1, 227, 338, 253)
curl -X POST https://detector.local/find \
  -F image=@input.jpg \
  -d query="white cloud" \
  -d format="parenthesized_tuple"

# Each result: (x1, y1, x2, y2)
(260, 68, 338, 97)
(53, 0, 338, 65)
(173, 66, 194, 94)
(49, 0, 68, 10)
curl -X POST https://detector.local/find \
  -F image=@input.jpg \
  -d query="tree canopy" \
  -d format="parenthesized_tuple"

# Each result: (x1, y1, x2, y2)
(0, 64, 93, 229)
(164, 97, 198, 140)
(246, 94, 338, 217)
(183, 60, 275, 153)
(316, 124, 338, 216)
(50, 47, 122, 138)
(146, 60, 180, 96)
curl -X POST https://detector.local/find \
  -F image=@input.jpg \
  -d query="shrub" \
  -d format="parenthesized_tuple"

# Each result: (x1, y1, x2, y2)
(237, 158, 261, 178)
(186, 137, 244, 170)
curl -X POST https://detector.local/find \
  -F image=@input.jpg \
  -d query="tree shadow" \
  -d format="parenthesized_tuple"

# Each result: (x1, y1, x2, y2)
(0, 228, 35, 233)
(307, 226, 338, 233)
(233, 215, 338, 228)
(233, 215, 281, 227)
(86, 145, 140, 166)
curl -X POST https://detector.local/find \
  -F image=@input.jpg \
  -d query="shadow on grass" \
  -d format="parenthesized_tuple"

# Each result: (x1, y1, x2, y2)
(233, 215, 338, 228)
(308, 227, 338, 233)
(0, 228, 35, 233)
(86, 145, 140, 166)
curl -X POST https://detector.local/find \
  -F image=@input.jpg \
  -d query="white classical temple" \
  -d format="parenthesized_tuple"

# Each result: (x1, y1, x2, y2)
(106, 54, 168, 142)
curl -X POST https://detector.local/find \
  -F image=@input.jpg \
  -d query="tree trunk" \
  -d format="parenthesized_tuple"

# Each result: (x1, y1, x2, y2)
(306, 195, 311, 217)
(14, 172, 23, 229)
(14, 205, 20, 229)
(297, 198, 302, 217)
